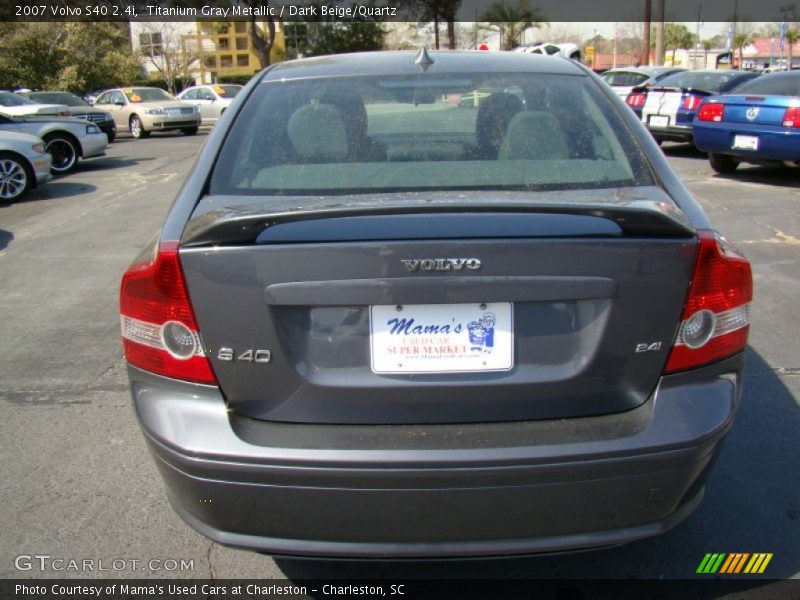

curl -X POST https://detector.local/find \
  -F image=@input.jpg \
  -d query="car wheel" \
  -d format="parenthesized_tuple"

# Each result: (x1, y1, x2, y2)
(0, 151, 33, 201)
(182, 127, 199, 136)
(709, 153, 739, 174)
(130, 115, 150, 139)
(43, 133, 79, 174)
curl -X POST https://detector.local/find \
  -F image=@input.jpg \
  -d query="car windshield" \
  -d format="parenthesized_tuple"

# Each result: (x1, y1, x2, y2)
(124, 88, 174, 102)
(215, 85, 242, 97)
(211, 72, 652, 196)
(656, 71, 755, 93)
(730, 73, 800, 96)
(0, 92, 36, 107)
(27, 92, 86, 106)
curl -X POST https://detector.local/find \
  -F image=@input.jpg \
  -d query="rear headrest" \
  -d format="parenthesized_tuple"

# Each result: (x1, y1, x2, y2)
(287, 104, 348, 162)
(498, 111, 570, 160)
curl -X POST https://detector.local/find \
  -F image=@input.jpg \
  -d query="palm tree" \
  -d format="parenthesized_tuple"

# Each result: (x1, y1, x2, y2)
(481, 0, 547, 51)
(702, 39, 714, 69)
(733, 32, 754, 69)
(785, 28, 800, 70)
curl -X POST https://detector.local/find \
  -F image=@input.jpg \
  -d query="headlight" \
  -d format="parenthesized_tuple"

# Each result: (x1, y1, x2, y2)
(146, 108, 164, 115)
(31, 143, 45, 154)
(86, 124, 100, 134)
(103, 112, 113, 120)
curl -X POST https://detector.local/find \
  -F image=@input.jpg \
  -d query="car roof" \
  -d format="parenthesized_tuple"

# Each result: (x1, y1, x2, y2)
(604, 66, 685, 76)
(264, 51, 586, 81)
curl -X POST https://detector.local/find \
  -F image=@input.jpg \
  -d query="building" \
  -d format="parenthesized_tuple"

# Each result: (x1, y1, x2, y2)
(130, 21, 286, 88)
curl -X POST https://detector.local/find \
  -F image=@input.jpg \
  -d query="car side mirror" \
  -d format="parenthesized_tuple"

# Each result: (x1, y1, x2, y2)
(114, 101, 125, 106)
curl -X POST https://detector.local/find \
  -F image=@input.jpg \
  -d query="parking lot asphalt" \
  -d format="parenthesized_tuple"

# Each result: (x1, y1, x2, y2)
(0, 133, 798, 583)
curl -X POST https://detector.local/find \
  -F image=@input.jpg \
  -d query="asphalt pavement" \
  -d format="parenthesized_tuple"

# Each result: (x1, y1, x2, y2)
(0, 133, 797, 583)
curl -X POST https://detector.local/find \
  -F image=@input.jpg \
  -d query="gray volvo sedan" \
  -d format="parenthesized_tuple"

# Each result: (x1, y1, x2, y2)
(121, 51, 752, 558)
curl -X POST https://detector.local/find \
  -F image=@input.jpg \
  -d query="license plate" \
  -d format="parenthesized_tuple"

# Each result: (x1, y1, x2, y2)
(732, 135, 759, 150)
(649, 115, 670, 128)
(370, 302, 514, 374)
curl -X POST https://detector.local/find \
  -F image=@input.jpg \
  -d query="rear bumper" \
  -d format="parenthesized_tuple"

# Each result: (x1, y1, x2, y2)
(694, 122, 800, 162)
(649, 124, 693, 143)
(130, 355, 744, 558)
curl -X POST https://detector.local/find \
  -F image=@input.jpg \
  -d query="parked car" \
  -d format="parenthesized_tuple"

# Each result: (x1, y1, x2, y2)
(176, 84, 243, 125)
(626, 70, 761, 144)
(121, 51, 752, 558)
(0, 131, 52, 201)
(693, 71, 800, 173)
(0, 111, 107, 174)
(513, 42, 582, 61)
(601, 66, 687, 100)
(21, 91, 117, 142)
(93, 87, 200, 139)
(0, 91, 68, 117)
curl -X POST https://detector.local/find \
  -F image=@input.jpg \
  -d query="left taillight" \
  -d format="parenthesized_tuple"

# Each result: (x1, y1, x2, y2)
(698, 103, 725, 122)
(120, 241, 217, 385)
(626, 91, 646, 108)
(664, 230, 752, 374)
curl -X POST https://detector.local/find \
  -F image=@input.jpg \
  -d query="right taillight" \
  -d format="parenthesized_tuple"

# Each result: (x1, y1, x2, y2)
(626, 91, 646, 108)
(782, 107, 800, 128)
(120, 241, 217, 385)
(698, 103, 725, 122)
(664, 230, 752, 374)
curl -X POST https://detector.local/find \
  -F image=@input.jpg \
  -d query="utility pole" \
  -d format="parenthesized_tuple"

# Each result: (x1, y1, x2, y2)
(695, 3, 702, 69)
(642, 0, 651, 65)
(655, 0, 665, 66)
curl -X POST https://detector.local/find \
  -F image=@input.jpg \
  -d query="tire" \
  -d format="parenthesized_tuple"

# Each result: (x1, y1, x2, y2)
(43, 133, 79, 174)
(709, 153, 739, 174)
(129, 115, 149, 139)
(182, 127, 199, 136)
(0, 151, 33, 201)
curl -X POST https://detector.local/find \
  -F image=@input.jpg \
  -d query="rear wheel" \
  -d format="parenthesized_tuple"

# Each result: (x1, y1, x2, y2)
(43, 133, 79, 174)
(182, 127, 199, 136)
(0, 151, 33, 201)
(709, 153, 739, 174)
(130, 115, 149, 139)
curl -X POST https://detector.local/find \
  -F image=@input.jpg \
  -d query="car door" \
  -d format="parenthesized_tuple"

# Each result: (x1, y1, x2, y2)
(195, 87, 218, 122)
(96, 91, 129, 128)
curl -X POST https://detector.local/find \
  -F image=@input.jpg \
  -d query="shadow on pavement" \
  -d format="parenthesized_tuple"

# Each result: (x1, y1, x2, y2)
(0, 229, 13, 250)
(272, 348, 798, 587)
(37, 181, 98, 199)
(712, 165, 800, 189)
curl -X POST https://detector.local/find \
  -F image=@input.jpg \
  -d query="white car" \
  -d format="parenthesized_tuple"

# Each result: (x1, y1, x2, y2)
(0, 111, 107, 174)
(601, 67, 687, 100)
(0, 91, 68, 117)
(177, 84, 243, 125)
(514, 43, 581, 61)
(0, 131, 52, 201)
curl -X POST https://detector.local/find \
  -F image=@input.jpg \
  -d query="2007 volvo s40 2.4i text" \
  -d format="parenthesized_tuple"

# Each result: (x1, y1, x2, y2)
(121, 51, 752, 558)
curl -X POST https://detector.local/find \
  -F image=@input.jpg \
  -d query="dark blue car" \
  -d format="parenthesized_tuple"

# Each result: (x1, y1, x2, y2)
(693, 71, 800, 173)
(626, 70, 760, 144)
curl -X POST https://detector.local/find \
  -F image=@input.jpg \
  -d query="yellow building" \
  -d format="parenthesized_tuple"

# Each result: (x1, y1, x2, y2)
(183, 21, 286, 83)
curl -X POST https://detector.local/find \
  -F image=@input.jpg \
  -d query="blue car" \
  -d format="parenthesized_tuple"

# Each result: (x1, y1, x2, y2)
(626, 70, 760, 144)
(693, 71, 800, 173)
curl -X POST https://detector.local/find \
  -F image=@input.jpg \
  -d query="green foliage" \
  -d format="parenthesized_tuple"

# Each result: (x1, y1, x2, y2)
(0, 23, 142, 93)
(480, 0, 547, 51)
(306, 22, 386, 57)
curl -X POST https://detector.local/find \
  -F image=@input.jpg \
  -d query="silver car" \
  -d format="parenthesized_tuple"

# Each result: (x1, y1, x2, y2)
(0, 131, 52, 201)
(0, 111, 107, 174)
(601, 66, 688, 100)
(122, 51, 752, 558)
(177, 84, 243, 125)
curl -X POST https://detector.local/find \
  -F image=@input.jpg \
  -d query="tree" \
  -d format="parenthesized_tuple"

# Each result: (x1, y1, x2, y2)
(306, 22, 386, 57)
(481, 0, 547, 51)
(138, 23, 206, 94)
(734, 31, 754, 69)
(785, 28, 800, 70)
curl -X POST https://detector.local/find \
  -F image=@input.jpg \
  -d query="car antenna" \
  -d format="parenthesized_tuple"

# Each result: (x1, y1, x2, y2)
(414, 47, 434, 71)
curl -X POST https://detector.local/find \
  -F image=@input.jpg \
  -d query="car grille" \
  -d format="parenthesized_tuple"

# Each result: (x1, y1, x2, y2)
(164, 108, 195, 116)
(85, 113, 106, 122)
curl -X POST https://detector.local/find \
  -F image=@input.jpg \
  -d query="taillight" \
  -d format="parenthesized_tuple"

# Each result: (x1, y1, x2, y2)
(120, 241, 217, 385)
(698, 103, 725, 122)
(664, 230, 752, 373)
(682, 95, 703, 110)
(782, 107, 800, 128)
(626, 92, 646, 108)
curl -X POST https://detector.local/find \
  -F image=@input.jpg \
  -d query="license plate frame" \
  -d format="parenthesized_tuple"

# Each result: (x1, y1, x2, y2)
(369, 302, 514, 374)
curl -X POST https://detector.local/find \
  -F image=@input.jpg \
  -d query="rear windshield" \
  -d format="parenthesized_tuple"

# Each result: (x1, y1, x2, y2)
(210, 72, 653, 196)
(657, 71, 757, 93)
(730, 73, 800, 96)
(602, 71, 649, 87)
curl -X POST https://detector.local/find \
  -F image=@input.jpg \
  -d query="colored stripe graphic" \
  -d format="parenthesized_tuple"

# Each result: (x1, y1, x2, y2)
(698, 553, 773, 574)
